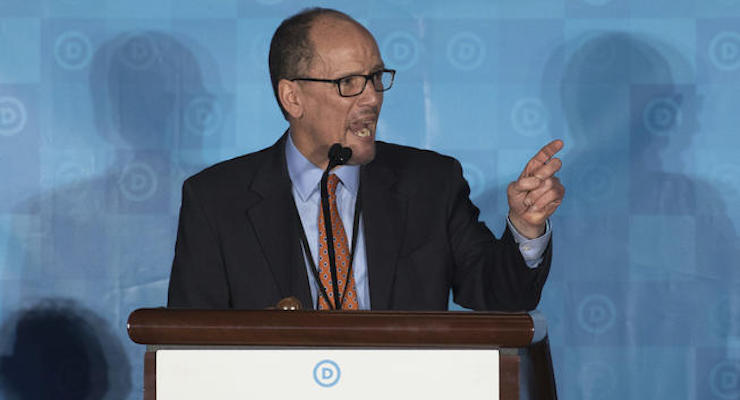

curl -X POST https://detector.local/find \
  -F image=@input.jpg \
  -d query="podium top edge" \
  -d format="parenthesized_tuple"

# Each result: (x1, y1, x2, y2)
(127, 308, 544, 348)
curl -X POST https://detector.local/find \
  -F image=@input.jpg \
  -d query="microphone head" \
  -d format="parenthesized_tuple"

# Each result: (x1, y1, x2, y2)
(328, 143, 342, 160)
(328, 143, 352, 166)
(338, 146, 352, 164)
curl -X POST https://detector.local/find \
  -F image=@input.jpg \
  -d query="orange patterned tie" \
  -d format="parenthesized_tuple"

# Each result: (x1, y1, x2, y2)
(317, 174, 359, 310)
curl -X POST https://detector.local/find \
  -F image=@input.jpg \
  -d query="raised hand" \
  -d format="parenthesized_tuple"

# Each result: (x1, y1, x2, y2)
(507, 140, 565, 239)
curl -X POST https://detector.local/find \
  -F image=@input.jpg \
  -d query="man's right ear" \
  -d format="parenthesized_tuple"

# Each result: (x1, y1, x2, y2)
(278, 79, 303, 119)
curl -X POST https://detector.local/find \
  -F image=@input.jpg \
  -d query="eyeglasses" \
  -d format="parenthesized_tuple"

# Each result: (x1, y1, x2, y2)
(291, 69, 396, 97)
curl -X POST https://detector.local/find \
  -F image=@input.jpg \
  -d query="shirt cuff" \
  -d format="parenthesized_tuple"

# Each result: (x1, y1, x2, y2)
(506, 218, 551, 269)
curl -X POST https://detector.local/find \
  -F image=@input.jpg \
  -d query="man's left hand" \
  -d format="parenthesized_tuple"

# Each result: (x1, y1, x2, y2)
(507, 139, 565, 239)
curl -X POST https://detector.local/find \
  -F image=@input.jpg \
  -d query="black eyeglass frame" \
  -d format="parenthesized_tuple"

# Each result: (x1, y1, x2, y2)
(290, 69, 396, 97)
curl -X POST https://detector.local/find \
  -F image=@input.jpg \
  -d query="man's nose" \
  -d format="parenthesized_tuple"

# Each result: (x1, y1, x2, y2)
(358, 80, 383, 107)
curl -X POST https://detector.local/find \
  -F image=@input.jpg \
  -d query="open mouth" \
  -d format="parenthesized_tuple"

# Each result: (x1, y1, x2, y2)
(355, 127, 371, 137)
(349, 118, 376, 138)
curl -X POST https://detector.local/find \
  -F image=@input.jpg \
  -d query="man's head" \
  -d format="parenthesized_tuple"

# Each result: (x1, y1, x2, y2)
(269, 8, 386, 167)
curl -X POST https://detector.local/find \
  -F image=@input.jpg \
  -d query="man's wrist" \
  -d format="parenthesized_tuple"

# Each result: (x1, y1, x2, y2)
(507, 213, 546, 239)
(506, 217, 551, 269)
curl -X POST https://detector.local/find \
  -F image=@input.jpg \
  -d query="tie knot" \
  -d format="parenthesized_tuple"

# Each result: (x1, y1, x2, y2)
(327, 174, 341, 197)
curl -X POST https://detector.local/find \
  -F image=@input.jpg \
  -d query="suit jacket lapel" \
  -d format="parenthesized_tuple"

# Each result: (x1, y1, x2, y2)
(361, 157, 407, 310)
(245, 134, 313, 308)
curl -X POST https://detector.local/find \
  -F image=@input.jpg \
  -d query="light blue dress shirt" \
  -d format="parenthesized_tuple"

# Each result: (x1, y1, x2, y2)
(285, 134, 551, 310)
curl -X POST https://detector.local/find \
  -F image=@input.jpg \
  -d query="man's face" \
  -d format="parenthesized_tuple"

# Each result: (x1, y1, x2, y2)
(290, 17, 384, 167)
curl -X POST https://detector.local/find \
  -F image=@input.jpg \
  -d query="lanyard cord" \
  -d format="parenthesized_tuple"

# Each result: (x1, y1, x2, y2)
(294, 186, 362, 310)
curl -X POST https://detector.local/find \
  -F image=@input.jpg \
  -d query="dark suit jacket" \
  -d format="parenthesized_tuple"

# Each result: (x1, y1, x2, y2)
(167, 134, 551, 311)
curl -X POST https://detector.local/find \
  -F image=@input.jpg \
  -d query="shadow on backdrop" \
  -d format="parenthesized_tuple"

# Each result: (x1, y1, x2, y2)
(535, 31, 740, 399)
(0, 300, 130, 399)
(91, 30, 225, 181)
(4, 30, 225, 397)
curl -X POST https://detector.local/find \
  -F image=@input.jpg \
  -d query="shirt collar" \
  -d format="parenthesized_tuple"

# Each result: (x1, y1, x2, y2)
(285, 132, 360, 201)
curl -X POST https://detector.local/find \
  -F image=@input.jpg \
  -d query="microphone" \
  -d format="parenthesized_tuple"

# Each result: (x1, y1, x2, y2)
(327, 143, 352, 169)
(319, 143, 352, 309)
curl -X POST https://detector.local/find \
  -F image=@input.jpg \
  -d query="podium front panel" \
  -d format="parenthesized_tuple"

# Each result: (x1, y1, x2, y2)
(156, 348, 500, 400)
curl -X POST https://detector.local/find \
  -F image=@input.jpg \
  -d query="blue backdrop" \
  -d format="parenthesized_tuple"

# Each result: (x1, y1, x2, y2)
(2, 0, 740, 398)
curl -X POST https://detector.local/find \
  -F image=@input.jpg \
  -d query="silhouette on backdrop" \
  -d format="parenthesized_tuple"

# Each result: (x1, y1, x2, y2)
(3, 29, 228, 397)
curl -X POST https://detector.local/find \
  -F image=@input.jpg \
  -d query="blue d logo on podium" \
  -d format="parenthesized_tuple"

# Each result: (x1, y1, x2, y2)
(313, 360, 341, 388)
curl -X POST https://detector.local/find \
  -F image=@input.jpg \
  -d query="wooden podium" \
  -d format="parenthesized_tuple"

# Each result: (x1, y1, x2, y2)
(127, 309, 557, 400)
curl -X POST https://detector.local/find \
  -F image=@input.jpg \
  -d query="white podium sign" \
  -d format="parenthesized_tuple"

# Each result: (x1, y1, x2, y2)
(157, 348, 500, 399)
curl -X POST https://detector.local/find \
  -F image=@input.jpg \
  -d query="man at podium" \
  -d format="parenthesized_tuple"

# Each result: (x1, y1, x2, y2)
(167, 8, 564, 312)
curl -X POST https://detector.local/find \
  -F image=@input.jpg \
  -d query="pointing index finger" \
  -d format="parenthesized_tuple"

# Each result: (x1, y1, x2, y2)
(523, 139, 564, 177)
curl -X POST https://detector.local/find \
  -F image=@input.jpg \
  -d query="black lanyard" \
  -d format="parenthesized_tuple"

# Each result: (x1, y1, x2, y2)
(294, 185, 362, 310)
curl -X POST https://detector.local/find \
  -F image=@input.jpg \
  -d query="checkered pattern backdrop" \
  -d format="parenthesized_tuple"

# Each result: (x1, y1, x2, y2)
(1, 0, 740, 398)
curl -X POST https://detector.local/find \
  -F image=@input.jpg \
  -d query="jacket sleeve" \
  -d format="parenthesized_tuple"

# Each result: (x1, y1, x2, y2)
(446, 159, 552, 311)
(167, 178, 231, 308)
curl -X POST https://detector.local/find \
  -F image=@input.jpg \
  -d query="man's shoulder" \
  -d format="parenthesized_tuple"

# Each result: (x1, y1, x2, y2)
(374, 141, 459, 173)
(371, 141, 464, 200)
(184, 142, 279, 190)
